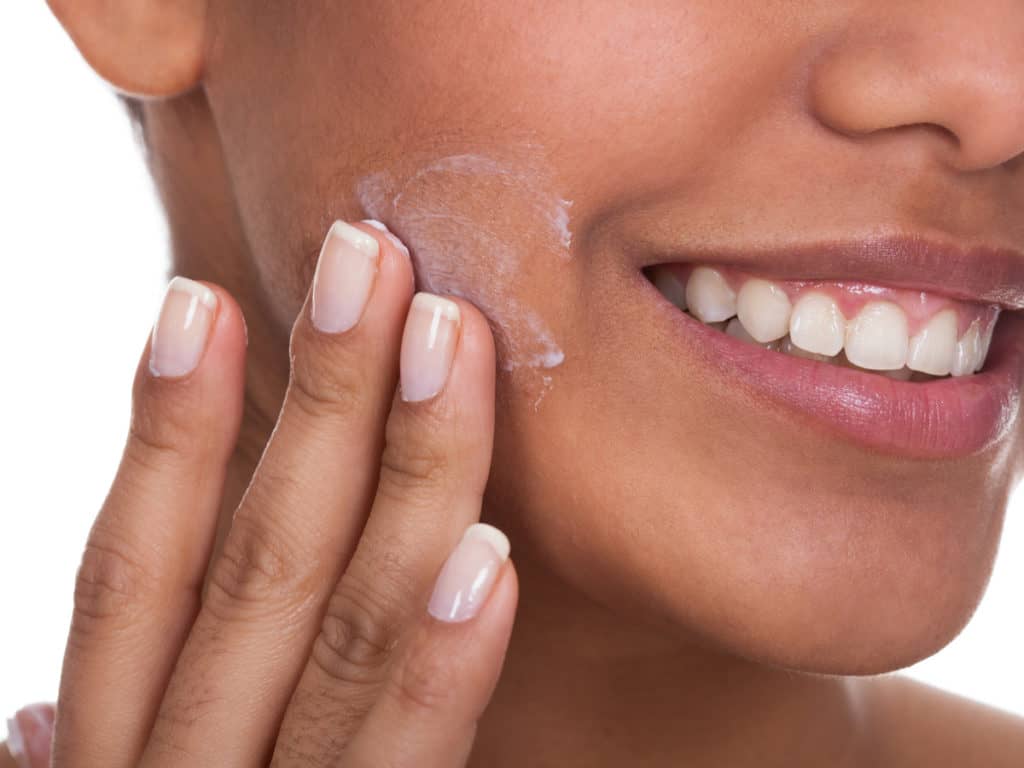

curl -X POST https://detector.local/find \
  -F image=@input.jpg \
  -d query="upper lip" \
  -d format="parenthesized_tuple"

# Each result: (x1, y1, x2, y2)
(644, 233, 1024, 309)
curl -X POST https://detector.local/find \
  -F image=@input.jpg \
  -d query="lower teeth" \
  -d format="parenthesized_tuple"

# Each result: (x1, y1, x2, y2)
(687, 310, 943, 381)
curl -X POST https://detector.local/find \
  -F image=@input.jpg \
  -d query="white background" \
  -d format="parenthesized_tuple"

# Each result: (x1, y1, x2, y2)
(2, 4, 1022, 730)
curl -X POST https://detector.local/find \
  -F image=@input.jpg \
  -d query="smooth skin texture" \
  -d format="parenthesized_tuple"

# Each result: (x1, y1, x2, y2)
(10, 0, 1024, 765)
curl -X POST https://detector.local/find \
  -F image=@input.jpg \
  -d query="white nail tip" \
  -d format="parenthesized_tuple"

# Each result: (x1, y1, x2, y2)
(844, 301, 908, 370)
(685, 267, 736, 323)
(360, 219, 411, 256)
(789, 293, 845, 357)
(463, 523, 510, 561)
(411, 292, 461, 323)
(167, 276, 217, 310)
(329, 220, 380, 256)
(736, 279, 791, 342)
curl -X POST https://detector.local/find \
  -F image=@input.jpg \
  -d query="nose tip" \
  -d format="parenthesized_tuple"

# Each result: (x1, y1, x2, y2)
(808, 9, 1024, 172)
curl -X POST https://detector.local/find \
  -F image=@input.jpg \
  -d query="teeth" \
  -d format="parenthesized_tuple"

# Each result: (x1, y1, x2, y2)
(789, 293, 846, 357)
(880, 367, 913, 381)
(975, 312, 998, 372)
(726, 318, 781, 349)
(951, 320, 982, 377)
(844, 301, 909, 371)
(685, 267, 736, 323)
(652, 265, 1000, 380)
(906, 309, 957, 376)
(651, 267, 687, 311)
(778, 336, 834, 362)
(736, 279, 792, 342)
(725, 317, 755, 343)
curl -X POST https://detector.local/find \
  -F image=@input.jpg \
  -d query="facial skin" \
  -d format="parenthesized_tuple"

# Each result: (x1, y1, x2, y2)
(185, 0, 1024, 675)
(50, 0, 1024, 761)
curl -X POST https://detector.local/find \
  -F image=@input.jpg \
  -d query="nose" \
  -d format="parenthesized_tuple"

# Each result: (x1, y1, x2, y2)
(808, 1, 1024, 172)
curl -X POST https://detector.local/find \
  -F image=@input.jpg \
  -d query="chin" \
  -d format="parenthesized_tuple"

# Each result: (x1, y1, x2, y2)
(500, 420, 1012, 674)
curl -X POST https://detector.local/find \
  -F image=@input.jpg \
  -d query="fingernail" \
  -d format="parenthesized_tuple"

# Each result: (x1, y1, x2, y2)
(428, 523, 510, 623)
(400, 293, 461, 402)
(360, 218, 411, 257)
(6, 703, 55, 768)
(149, 277, 218, 377)
(311, 220, 380, 333)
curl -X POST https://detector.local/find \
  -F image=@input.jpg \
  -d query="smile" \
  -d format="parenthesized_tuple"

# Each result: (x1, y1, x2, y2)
(640, 235, 1024, 457)
(647, 264, 1000, 380)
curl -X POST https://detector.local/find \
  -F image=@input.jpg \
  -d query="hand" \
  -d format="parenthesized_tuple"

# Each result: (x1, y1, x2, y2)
(42, 220, 518, 767)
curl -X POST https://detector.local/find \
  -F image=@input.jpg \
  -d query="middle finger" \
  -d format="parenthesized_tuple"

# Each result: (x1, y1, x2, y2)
(139, 220, 413, 767)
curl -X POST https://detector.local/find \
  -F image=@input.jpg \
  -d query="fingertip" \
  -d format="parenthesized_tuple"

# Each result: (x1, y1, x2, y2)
(439, 295, 497, 419)
(194, 280, 249, 375)
(142, 276, 246, 383)
(485, 555, 520, 637)
(129, 276, 246, 462)
(448, 296, 497, 366)
(353, 219, 416, 297)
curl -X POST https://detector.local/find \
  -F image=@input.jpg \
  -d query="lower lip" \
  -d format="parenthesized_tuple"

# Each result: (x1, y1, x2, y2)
(644, 277, 1024, 458)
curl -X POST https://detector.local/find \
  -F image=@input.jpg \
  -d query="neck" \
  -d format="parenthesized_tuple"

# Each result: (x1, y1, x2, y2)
(151, 91, 865, 768)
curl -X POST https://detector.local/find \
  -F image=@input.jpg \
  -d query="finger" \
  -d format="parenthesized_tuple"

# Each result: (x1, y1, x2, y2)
(51, 278, 246, 768)
(343, 533, 516, 768)
(271, 293, 497, 765)
(140, 221, 414, 767)
(4, 703, 56, 768)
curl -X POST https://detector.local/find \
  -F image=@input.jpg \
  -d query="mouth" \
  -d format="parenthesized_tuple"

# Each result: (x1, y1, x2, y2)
(641, 235, 1024, 458)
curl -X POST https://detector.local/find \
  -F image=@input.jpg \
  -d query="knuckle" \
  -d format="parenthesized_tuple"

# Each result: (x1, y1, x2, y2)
(287, 320, 369, 422)
(147, 680, 222, 759)
(206, 514, 315, 615)
(390, 629, 459, 715)
(376, 417, 453, 506)
(311, 574, 403, 689)
(72, 528, 155, 628)
(128, 370, 201, 464)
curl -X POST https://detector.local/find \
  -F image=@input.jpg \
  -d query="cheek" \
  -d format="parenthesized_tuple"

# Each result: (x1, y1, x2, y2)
(357, 152, 572, 394)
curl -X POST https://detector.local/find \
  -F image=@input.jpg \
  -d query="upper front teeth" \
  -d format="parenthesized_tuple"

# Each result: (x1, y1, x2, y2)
(906, 310, 957, 376)
(844, 301, 909, 371)
(686, 267, 736, 322)
(653, 265, 999, 378)
(951, 320, 983, 376)
(789, 292, 845, 356)
(736, 279, 791, 342)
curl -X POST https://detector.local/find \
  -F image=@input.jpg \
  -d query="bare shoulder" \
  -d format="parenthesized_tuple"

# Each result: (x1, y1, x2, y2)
(855, 673, 1024, 767)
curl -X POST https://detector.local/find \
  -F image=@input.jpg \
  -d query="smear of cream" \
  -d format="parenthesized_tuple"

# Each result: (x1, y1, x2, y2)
(356, 152, 572, 391)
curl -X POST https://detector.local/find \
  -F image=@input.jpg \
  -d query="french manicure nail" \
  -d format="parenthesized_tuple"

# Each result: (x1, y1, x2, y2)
(360, 218, 411, 257)
(311, 221, 380, 333)
(400, 293, 461, 403)
(6, 703, 55, 768)
(149, 277, 218, 378)
(428, 523, 510, 623)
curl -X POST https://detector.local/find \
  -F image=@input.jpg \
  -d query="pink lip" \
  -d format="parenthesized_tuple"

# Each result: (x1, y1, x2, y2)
(644, 279, 1024, 458)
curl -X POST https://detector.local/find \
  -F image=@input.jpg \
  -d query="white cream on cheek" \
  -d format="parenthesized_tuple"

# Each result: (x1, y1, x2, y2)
(356, 153, 572, 390)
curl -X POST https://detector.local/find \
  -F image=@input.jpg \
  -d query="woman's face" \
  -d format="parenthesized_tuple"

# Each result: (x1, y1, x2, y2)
(205, 1, 1024, 673)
